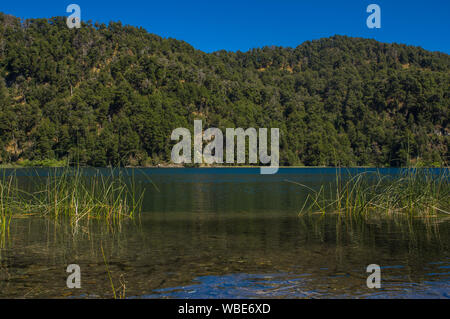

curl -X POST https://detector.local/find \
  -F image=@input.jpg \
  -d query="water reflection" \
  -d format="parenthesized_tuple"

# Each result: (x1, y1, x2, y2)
(0, 169, 449, 298)
(1, 212, 448, 298)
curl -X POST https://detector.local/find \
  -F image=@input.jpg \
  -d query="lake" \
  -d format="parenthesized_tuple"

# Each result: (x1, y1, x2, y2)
(0, 168, 449, 298)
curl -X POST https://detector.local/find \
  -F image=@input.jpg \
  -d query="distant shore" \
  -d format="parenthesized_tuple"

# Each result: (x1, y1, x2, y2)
(0, 160, 447, 169)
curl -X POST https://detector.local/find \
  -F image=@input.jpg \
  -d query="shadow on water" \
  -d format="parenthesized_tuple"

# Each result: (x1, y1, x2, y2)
(0, 168, 449, 298)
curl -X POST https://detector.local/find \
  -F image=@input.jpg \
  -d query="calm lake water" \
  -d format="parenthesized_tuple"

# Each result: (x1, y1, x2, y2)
(0, 168, 449, 298)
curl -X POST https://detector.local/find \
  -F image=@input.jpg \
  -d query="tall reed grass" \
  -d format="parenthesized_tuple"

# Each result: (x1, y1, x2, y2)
(0, 172, 16, 248)
(0, 168, 145, 228)
(293, 169, 449, 218)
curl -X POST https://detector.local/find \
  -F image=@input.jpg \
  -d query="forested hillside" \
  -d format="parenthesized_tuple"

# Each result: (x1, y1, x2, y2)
(0, 13, 448, 167)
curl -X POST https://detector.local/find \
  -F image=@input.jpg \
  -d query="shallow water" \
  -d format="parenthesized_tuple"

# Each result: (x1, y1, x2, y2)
(0, 168, 449, 298)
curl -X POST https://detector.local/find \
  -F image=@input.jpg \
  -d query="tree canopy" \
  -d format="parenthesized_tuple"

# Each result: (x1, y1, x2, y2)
(0, 13, 448, 167)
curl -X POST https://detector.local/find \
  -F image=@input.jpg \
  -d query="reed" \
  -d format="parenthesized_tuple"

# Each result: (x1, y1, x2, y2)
(0, 167, 145, 226)
(101, 244, 127, 299)
(0, 172, 16, 248)
(295, 168, 449, 218)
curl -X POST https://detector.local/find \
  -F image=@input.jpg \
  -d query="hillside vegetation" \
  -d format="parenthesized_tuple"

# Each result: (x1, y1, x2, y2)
(0, 13, 448, 167)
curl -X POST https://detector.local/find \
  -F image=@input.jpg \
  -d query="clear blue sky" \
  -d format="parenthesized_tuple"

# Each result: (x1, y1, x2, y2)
(1, 0, 449, 53)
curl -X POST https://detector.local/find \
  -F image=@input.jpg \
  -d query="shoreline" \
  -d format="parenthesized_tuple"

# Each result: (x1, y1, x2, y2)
(0, 164, 448, 169)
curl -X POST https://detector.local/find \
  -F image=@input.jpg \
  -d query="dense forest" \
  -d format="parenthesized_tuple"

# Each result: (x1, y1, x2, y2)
(0, 13, 448, 167)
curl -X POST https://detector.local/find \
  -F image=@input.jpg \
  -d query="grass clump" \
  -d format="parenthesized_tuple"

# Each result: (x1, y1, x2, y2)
(0, 168, 145, 226)
(295, 169, 449, 218)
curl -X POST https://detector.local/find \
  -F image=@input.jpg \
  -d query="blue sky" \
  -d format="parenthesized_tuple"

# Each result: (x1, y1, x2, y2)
(1, 0, 449, 53)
